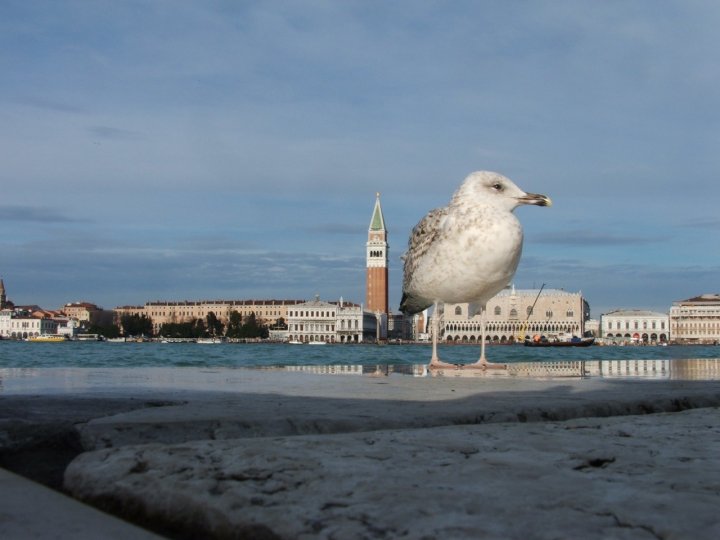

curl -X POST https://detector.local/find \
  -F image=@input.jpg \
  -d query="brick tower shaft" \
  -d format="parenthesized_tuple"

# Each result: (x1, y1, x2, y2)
(366, 193, 389, 315)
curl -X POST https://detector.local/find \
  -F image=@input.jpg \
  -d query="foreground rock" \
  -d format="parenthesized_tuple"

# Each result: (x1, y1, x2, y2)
(75, 375, 720, 450)
(66, 407, 720, 540)
(1, 468, 163, 540)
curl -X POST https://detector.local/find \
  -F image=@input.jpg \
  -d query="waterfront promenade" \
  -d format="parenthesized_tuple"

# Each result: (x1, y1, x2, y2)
(1, 365, 720, 539)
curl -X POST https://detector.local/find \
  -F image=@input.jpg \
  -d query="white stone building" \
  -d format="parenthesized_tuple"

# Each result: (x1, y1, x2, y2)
(669, 294, 720, 344)
(0, 309, 58, 339)
(442, 286, 589, 343)
(286, 297, 376, 344)
(601, 310, 669, 344)
(336, 300, 378, 343)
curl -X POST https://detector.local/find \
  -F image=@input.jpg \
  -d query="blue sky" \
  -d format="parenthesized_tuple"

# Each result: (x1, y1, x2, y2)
(1, 1, 718, 317)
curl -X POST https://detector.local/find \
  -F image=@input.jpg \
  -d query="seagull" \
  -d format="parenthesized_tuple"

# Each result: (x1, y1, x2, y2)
(400, 171, 551, 369)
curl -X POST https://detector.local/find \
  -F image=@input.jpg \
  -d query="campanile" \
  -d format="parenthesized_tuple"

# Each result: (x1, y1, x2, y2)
(366, 193, 389, 315)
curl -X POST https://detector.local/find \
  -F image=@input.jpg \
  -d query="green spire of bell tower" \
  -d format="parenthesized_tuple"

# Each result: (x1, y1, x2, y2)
(369, 192, 386, 231)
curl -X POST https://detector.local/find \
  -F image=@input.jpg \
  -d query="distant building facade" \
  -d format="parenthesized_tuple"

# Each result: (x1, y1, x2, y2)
(286, 297, 376, 344)
(0, 309, 58, 339)
(115, 299, 305, 335)
(601, 310, 669, 344)
(669, 294, 720, 344)
(286, 297, 337, 344)
(62, 302, 102, 323)
(0, 280, 58, 338)
(442, 287, 589, 343)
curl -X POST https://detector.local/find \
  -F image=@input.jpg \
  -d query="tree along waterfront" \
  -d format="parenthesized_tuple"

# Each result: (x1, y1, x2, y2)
(107, 311, 272, 340)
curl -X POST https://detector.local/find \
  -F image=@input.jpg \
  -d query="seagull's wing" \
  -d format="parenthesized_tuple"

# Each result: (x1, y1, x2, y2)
(399, 207, 447, 314)
(406, 207, 447, 264)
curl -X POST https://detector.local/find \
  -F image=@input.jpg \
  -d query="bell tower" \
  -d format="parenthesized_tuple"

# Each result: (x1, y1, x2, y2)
(366, 193, 389, 315)
(0, 278, 6, 310)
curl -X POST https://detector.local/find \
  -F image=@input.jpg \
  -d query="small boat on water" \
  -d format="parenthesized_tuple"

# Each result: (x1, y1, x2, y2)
(27, 335, 68, 343)
(524, 336, 595, 347)
(197, 337, 225, 344)
(308, 341, 327, 345)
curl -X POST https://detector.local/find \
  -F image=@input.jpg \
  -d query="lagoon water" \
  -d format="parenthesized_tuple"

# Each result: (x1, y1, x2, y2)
(1, 341, 720, 395)
(1, 340, 719, 369)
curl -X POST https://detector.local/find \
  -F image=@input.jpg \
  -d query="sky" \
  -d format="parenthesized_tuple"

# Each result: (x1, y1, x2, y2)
(1, 1, 718, 318)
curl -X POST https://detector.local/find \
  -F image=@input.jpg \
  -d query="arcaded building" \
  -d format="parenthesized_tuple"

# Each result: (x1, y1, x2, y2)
(670, 294, 720, 344)
(442, 286, 589, 343)
(601, 310, 669, 344)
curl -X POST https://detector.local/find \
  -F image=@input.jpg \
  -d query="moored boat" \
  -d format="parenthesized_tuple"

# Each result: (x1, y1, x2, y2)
(27, 335, 68, 343)
(197, 337, 224, 344)
(524, 336, 595, 347)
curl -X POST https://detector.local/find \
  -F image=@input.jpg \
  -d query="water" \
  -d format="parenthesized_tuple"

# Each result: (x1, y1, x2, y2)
(1, 340, 718, 369)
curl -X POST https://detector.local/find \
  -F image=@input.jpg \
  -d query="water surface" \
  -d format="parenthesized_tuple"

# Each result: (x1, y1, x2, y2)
(1, 340, 718, 368)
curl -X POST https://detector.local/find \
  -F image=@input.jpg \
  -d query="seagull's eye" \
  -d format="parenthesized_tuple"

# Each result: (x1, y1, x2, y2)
(492, 183, 503, 191)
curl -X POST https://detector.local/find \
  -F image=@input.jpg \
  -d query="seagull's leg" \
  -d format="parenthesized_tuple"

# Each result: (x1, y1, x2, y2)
(464, 305, 505, 369)
(479, 305, 487, 362)
(430, 302, 439, 361)
(429, 302, 456, 369)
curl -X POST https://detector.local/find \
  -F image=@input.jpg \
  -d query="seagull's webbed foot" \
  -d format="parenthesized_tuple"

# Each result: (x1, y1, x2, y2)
(461, 357, 507, 370)
(428, 357, 460, 370)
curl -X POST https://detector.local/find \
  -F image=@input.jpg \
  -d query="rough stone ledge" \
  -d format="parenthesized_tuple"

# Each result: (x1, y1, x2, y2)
(0, 395, 184, 490)
(75, 379, 720, 451)
(65, 407, 720, 540)
(5, 375, 720, 538)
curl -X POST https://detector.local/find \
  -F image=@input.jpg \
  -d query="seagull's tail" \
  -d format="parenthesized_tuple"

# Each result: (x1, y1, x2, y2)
(399, 292, 431, 315)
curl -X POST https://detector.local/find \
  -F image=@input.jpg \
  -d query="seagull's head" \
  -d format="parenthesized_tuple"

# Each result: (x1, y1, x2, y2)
(452, 171, 552, 212)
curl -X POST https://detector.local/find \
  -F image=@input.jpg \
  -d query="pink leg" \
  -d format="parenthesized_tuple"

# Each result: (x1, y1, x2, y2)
(428, 302, 457, 369)
(463, 306, 505, 370)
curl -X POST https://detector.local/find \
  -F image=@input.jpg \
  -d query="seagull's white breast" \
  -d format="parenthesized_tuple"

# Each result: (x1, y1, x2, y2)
(407, 204, 524, 305)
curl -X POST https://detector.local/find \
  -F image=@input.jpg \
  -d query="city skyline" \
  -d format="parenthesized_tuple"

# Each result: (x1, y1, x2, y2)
(1, 2, 718, 316)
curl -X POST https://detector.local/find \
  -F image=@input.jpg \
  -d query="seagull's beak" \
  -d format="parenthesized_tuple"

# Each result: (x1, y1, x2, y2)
(518, 192, 552, 207)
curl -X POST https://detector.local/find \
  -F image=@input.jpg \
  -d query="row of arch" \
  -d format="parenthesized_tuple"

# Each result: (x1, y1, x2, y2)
(446, 335, 518, 343)
(5, 331, 40, 339)
(287, 335, 336, 343)
(445, 322, 581, 335)
(453, 306, 574, 318)
(605, 333, 668, 342)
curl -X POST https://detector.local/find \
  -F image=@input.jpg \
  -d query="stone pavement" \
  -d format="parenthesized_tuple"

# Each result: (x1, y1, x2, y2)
(0, 467, 162, 540)
(65, 408, 720, 540)
(1, 368, 720, 538)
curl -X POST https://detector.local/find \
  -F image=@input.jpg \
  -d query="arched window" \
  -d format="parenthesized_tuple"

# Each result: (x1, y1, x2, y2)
(510, 308, 517, 318)
(566, 310, 574, 317)
(546, 310, 553, 318)
(494, 306, 501, 316)
(526, 306, 533, 316)
(454, 306, 462, 316)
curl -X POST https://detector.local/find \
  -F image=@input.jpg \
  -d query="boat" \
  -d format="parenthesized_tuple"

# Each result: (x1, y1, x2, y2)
(197, 337, 224, 344)
(308, 341, 327, 345)
(27, 335, 68, 343)
(76, 333, 103, 341)
(288, 340, 304, 345)
(524, 336, 595, 347)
